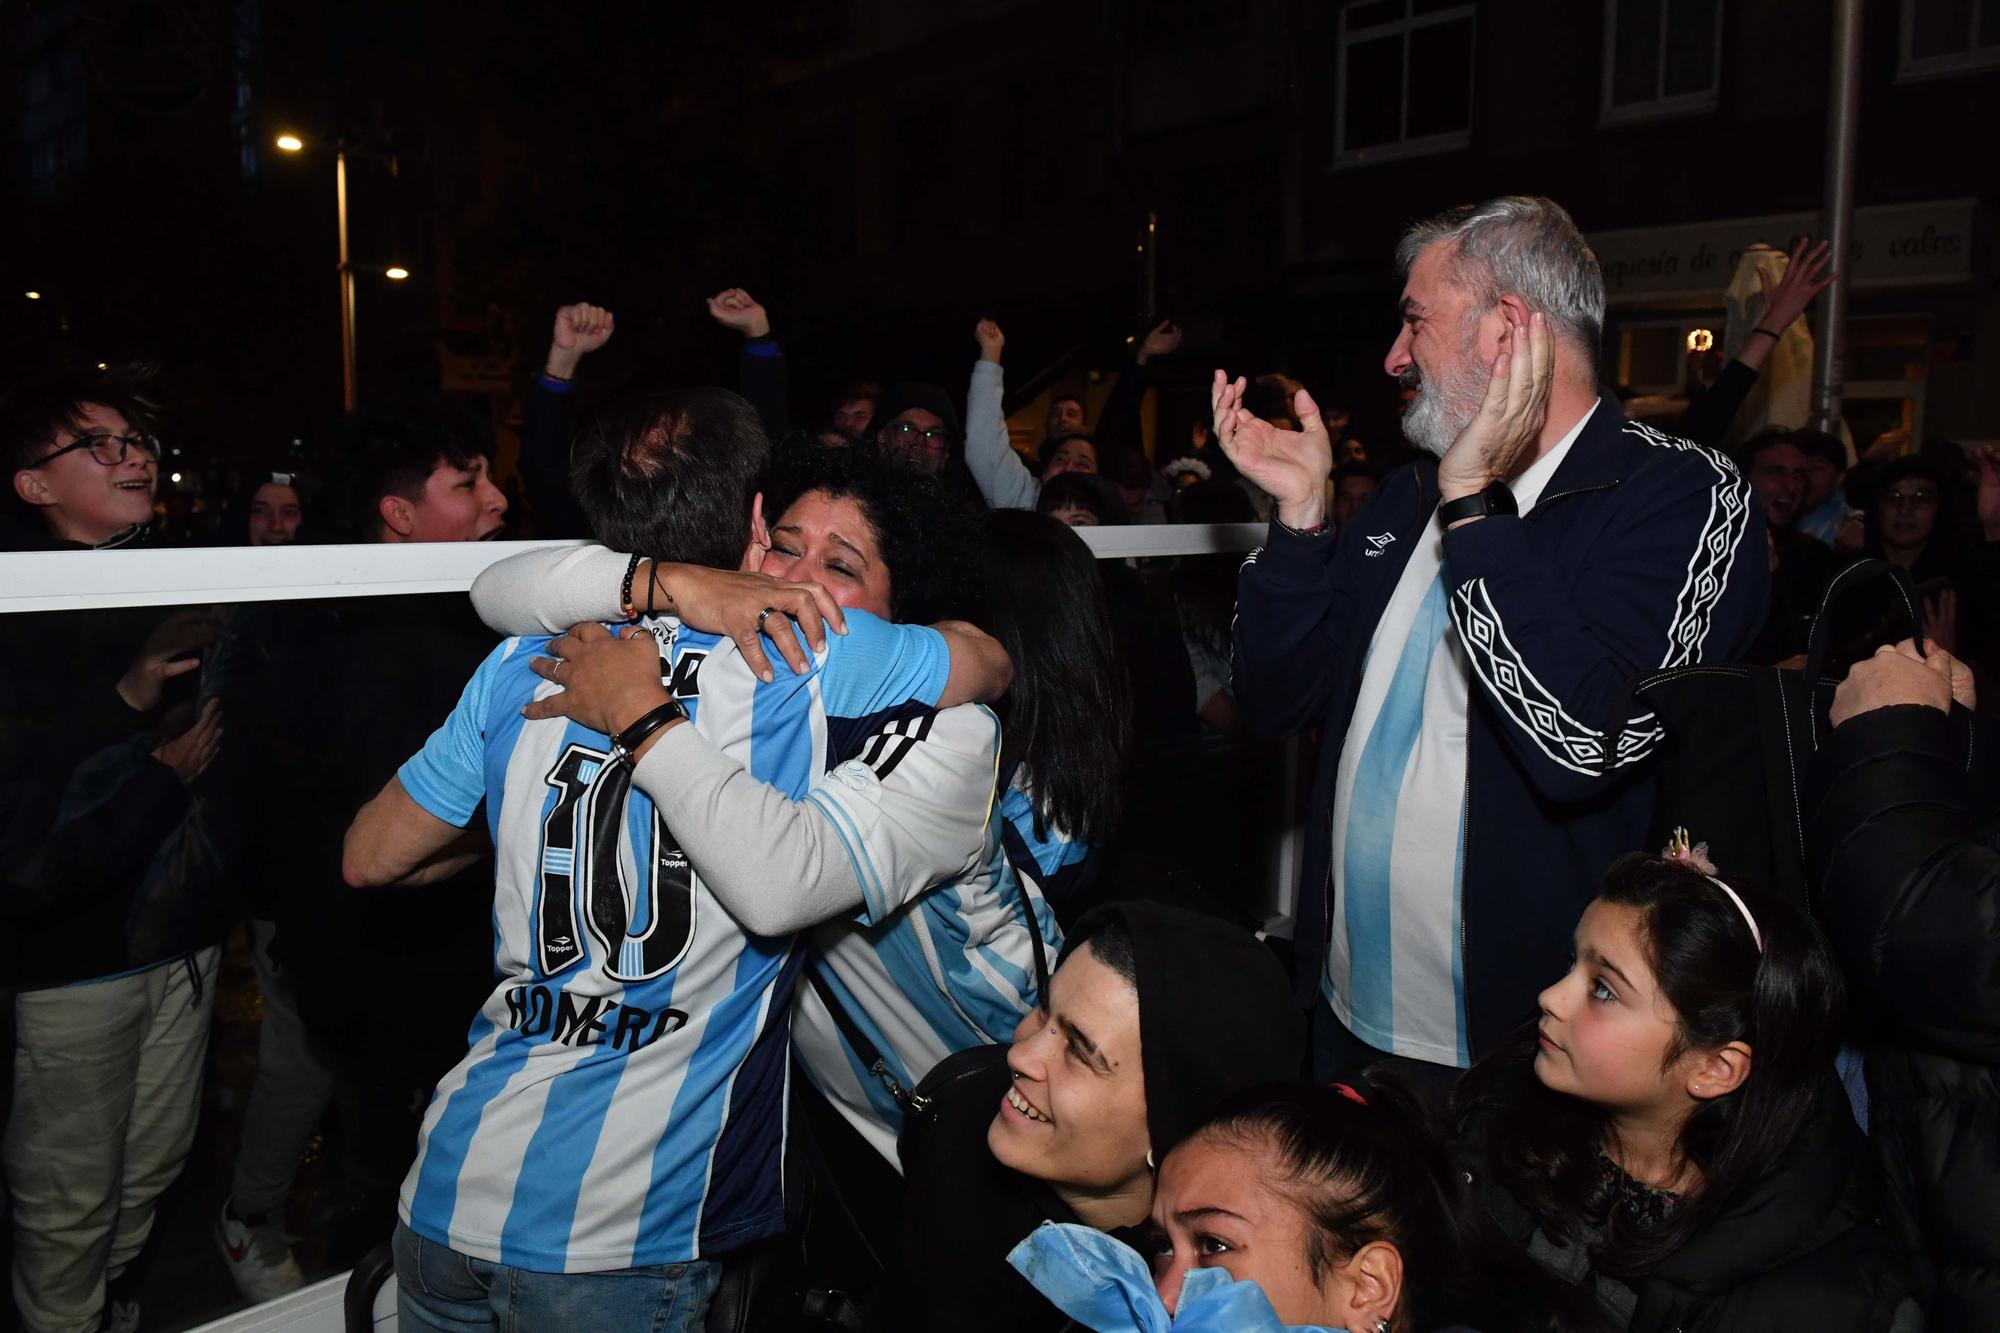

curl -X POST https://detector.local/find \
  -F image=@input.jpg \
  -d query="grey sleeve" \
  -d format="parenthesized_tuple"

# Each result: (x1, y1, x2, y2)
(631, 724, 867, 936)
(964, 360, 1040, 511)
(470, 544, 629, 635)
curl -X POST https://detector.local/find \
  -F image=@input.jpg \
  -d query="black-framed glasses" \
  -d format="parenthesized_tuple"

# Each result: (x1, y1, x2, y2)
(33, 431, 161, 468)
(881, 421, 952, 449)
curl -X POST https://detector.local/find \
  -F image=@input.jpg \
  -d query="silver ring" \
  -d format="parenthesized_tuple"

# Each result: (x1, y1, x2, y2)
(756, 606, 778, 634)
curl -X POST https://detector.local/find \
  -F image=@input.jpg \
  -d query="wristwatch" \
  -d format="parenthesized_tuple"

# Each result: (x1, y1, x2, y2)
(609, 696, 687, 765)
(1436, 480, 1518, 528)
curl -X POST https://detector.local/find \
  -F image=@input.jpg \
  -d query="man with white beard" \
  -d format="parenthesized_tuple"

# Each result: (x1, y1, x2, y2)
(1217, 197, 1768, 1084)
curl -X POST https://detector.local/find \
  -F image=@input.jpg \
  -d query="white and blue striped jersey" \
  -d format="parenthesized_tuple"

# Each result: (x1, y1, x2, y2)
(789, 705, 1064, 1163)
(999, 774, 1095, 909)
(395, 613, 948, 1273)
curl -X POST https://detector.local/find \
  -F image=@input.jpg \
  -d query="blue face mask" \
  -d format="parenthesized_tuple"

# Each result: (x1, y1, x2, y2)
(1006, 1222, 1344, 1333)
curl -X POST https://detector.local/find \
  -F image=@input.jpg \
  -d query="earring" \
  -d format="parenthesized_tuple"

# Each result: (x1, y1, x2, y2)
(1374, 1321, 1391, 1333)
(1145, 1150, 1156, 1171)
(1011, 1071, 1023, 1081)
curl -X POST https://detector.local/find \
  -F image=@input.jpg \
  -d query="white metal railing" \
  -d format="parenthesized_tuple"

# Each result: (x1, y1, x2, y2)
(0, 524, 1270, 614)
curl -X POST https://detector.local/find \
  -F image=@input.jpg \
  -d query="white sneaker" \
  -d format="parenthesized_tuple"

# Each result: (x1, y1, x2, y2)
(215, 1197, 307, 1303)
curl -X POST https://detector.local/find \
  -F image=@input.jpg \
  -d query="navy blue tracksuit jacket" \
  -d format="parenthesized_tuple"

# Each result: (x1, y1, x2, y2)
(1234, 402, 1769, 1056)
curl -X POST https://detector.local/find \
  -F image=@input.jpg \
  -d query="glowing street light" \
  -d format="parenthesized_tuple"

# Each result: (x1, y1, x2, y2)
(24, 291, 41, 300)
(274, 129, 410, 410)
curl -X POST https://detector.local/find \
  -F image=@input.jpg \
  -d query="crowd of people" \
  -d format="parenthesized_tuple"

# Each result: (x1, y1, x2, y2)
(1, 191, 1994, 1333)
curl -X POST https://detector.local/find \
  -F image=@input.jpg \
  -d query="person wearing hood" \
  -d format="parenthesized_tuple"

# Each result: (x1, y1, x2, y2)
(871, 901, 1303, 1333)
(1450, 848, 1918, 1332)
(873, 379, 986, 511)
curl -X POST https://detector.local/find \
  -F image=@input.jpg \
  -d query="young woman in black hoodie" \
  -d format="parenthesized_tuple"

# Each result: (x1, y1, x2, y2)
(1451, 844, 1920, 1332)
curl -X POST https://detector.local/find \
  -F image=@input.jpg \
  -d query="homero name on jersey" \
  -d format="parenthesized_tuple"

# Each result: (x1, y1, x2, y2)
(502, 983, 689, 1053)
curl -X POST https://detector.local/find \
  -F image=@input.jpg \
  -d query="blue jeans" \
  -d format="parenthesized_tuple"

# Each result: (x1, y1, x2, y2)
(393, 1222, 720, 1333)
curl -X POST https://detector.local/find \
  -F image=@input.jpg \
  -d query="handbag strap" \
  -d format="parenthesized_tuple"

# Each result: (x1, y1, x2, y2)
(804, 870, 1050, 1120)
(1802, 557, 1925, 692)
(804, 967, 932, 1117)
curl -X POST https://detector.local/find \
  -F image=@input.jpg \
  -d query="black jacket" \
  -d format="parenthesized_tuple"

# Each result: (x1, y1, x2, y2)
(1234, 404, 1768, 1044)
(1465, 1080, 1916, 1333)
(0, 529, 232, 987)
(873, 1047, 1139, 1333)
(1813, 703, 2000, 1329)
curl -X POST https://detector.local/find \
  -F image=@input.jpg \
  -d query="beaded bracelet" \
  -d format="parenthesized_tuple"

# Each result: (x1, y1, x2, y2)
(620, 553, 644, 620)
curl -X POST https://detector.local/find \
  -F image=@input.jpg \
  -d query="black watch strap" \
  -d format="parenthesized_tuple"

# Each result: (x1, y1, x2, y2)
(609, 697, 687, 765)
(1436, 480, 1518, 527)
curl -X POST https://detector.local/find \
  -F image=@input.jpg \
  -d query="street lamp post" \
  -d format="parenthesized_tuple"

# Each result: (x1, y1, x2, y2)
(276, 133, 405, 412)
(335, 142, 357, 412)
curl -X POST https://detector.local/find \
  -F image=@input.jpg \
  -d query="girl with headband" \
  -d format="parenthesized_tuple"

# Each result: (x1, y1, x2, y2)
(1448, 835, 1919, 1331)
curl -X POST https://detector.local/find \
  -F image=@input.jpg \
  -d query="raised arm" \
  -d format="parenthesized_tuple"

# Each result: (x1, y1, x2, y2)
(708, 287, 789, 439)
(523, 302, 614, 539)
(1815, 650, 2000, 1060)
(1214, 368, 1356, 738)
(963, 319, 1041, 511)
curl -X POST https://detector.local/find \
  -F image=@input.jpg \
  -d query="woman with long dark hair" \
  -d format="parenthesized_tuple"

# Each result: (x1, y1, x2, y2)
(976, 509, 1131, 907)
(1450, 844, 1917, 1330)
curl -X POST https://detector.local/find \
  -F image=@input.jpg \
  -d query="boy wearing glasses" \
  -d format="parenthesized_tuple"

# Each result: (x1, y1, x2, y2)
(2, 368, 226, 1333)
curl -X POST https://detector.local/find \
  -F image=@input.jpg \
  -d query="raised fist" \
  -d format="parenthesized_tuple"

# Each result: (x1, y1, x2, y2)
(975, 318, 1005, 363)
(706, 288, 771, 339)
(547, 303, 615, 379)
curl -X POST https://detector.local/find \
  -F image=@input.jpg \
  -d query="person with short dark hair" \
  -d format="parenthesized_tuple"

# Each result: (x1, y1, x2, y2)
(223, 400, 510, 1291)
(2, 367, 232, 1333)
(830, 379, 883, 440)
(342, 398, 509, 543)
(1329, 460, 1379, 533)
(1736, 428, 1840, 666)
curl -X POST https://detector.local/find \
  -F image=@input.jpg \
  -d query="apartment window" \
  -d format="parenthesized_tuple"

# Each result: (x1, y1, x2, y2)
(1601, 0, 1722, 123)
(1898, 0, 2000, 80)
(1333, 0, 1475, 168)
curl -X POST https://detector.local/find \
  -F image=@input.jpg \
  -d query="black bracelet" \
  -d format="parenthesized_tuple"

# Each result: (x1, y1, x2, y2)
(609, 696, 686, 765)
(1752, 326, 1784, 341)
(620, 553, 643, 620)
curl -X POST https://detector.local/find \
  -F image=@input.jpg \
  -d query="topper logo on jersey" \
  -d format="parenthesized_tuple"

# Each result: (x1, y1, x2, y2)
(1365, 531, 1396, 557)
(538, 743, 696, 981)
(502, 983, 689, 1052)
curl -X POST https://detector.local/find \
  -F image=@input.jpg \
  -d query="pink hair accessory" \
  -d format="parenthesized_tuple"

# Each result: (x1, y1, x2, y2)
(1663, 827, 1763, 954)
(1331, 1082, 1368, 1106)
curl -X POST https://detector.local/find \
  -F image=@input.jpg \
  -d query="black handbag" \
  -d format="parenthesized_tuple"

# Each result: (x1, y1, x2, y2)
(1624, 558, 1974, 909)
